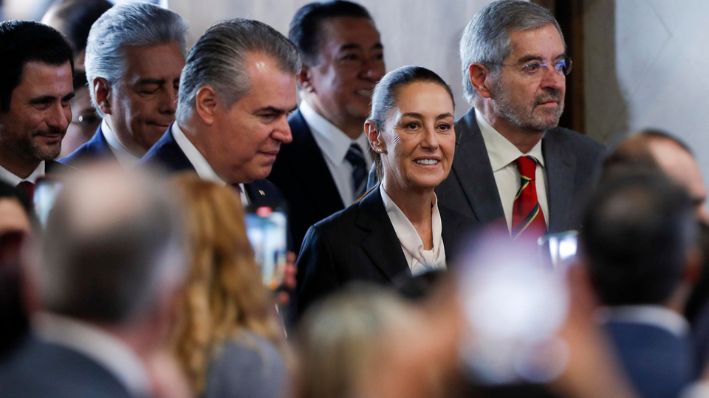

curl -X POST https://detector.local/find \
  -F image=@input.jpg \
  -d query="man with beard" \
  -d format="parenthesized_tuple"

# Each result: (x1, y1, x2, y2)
(437, 0, 604, 240)
(0, 21, 74, 195)
(269, 1, 385, 251)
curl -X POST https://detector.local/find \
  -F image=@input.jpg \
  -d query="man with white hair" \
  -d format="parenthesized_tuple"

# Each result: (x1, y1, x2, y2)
(61, 2, 187, 168)
(0, 164, 186, 398)
(437, 0, 603, 240)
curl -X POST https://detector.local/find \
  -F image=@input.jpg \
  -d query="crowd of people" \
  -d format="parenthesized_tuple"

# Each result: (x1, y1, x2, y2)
(1, 0, 709, 397)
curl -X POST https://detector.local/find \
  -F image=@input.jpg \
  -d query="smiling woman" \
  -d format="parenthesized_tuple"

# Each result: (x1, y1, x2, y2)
(293, 66, 474, 321)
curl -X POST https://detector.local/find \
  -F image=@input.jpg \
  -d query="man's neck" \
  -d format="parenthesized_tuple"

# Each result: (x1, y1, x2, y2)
(105, 117, 146, 157)
(304, 97, 364, 140)
(476, 101, 544, 154)
(0, 147, 40, 179)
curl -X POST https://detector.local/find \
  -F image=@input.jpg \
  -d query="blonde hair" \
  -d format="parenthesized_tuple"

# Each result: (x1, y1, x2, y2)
(169, 173, 285, 394)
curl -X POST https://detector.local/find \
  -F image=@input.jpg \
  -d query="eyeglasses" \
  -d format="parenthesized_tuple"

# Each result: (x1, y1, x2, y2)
(71, 112, 101, 127)
(496, 56, 573, 77)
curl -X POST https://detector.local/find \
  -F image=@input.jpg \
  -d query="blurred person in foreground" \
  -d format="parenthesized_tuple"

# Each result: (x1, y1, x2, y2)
(293, 65, 473, 321)
(0, 181, 36, 360)
(41, 0, 113, 156)
(580, 170, 700, 398)
(61, 2, 187, 167)
(170, 174, 290, 398)
(0, 20, 74, 193)
(0, 164, 189, 398)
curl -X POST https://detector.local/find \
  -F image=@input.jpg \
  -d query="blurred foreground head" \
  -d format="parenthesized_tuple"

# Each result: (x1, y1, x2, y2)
(34, 163, 185, 323)
(581, 170, 699, 307)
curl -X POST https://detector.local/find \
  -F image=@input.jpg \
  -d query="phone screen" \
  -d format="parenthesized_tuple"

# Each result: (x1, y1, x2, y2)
(34, 179, 63, 227)
(245, 206, 287, 290)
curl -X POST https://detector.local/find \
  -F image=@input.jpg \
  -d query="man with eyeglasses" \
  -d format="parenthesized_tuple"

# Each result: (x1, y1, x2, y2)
(438, 0, 604, 239)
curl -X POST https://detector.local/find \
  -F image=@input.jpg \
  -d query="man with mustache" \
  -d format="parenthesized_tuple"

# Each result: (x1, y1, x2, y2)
(0, 21, 74, 195)
(142, 18, 299, 209)
(61, 2, 187, 168)
(269, 1, 385, 251)
(438, 0, 604, 239)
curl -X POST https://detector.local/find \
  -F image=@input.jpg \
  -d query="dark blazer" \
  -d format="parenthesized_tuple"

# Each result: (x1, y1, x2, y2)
(141, 126, 284, 209)
(437, 108, 604, 232)
(293, 186, 473, 321)
(59, 125, 114, 167)
(0, 335, 136, 398)
(604, 320, 694, 398)
(269, 110, 345, 252)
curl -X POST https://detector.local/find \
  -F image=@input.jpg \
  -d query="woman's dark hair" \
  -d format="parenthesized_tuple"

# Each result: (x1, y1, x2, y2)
(368, 65, 455, 181)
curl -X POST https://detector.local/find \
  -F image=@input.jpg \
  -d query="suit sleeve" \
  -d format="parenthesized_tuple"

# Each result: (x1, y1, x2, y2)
(291, 224, 339, 324)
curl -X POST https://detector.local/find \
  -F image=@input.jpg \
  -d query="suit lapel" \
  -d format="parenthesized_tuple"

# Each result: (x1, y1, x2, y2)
(355, 187, 410, 281)
(450, 109, 504, 223)
(543, 130, 575, 232)
(289, 111, 344, 209)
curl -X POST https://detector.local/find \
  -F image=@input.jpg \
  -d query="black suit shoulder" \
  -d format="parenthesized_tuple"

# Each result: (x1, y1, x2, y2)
(60, 126, 114, 167)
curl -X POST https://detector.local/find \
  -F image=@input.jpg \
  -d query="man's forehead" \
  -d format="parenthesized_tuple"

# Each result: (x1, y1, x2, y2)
(507, 24, 565, 58)
(18, 60, 73, 92)
(318, 17, 381, 48)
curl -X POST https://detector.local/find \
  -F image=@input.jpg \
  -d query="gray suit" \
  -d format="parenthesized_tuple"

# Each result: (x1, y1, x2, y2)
(436, 108, 604, 232)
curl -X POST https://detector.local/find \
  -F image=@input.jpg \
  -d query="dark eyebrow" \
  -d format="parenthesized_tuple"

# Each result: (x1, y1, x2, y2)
(29, 94, 76, 105)
(436, 113, 455, 120)
(62, 92, 76, 102)
(255, 105, 297, 114)
(338, 42, 384, 52)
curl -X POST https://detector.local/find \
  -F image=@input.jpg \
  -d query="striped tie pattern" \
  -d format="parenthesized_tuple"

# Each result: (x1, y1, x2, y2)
(511, 156, 547, 240)
(345, 143, 367, 200)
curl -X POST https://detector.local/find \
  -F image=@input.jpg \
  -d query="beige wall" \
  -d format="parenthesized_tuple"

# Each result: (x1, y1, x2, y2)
(167, 0, 494, 118)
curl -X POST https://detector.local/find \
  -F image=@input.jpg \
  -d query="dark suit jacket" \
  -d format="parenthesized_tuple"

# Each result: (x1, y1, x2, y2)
(293, 186, 473, 321)
(437, 108, 604, 232)
(59, 125, 114, 167)
(0, 335, 137, 398)
(269, 110, 345, 252)
(141, 126, 284, 209)
(604, 320, 694, 398)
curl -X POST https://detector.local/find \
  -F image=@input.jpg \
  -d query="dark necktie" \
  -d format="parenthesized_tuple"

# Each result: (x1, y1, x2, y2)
(511, 156, 547, 240)
(16, 181, 35, 201)
(345, 143, 366, 200)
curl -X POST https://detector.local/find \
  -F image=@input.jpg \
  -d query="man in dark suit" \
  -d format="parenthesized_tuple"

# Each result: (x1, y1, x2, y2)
(0, 165, 187, 398)
(437, 0, 604, 238)
(269, 1, 385, 251)
(0, 21, 74, 193)
(60, 2, 187, 168)
(580, 171, 700, 398)
(142, 19, 299, 209)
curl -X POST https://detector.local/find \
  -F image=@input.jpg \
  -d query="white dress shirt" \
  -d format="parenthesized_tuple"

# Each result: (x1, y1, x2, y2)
(0, 162, 45, 185)
(380, 187, 446, 276)
(172, 123, 249, 206)
(597, 305, 689, 338)
(300, 101, 372, 206)
(101, 119, 141, 168)
(33, 312, 150, 397)
(476, 109, 549, 230)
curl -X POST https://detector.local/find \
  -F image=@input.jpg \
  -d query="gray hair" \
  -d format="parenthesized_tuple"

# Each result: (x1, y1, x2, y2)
(459, 0, 563, 103)
(38, 165, 186, 324)
(84, 2, 187, 115)
(176, 18, 301, 123)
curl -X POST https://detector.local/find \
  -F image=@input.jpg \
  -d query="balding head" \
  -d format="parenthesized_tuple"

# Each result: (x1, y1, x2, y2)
(36, 163, 185, 323)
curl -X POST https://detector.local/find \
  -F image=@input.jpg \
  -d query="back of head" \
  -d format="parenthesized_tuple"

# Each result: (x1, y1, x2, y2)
(289, 0, 372, 66)
(37, 163, 185, 324)
(84, 2, 187, 114)
(581, 170, 697, 306)
(176, 18, 300, 123)
(459, 0, 562, 103)
(0, 20, 73, 112)
(603, 128, 692, 175)
(41, 0, 113, 55)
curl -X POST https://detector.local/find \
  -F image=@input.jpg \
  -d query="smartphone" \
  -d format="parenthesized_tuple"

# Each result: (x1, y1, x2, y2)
(245, 206, 287, 290)
(538, 230, 578, 271)
(33, 178, 63, 227)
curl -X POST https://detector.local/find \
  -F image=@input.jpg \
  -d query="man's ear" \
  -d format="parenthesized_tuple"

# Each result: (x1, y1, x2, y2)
(94, 77, 112, 115)
(364, 120, 385, 154)
(468, 63, 494, 99)
(297, 66, 315, 93)
(194, 85, 218, 126)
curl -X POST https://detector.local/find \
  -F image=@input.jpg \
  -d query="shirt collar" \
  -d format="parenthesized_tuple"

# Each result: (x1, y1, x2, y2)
(300, 100, 370, 165)
(33, 312, 150, 397)
(597, 305, 689, 337)
(172, 123, 249, 206)
(0, 161, 46, 185)
(101, 119, 140, 167)
(475, 108, 545, 171)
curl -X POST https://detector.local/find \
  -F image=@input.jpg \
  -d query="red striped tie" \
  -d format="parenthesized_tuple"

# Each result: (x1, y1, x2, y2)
(511, 156, 547, 240)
